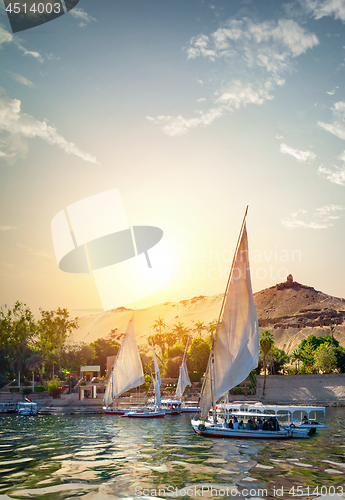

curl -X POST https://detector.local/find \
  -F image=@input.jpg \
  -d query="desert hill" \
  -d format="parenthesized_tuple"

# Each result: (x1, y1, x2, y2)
(69, 275, 345, 355)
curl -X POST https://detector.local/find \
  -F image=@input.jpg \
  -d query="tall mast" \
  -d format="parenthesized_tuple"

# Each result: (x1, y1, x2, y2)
(211, 206, 248, 423)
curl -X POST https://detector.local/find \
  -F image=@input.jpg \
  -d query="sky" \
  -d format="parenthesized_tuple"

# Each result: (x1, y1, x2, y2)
(1, 0, 345, 318)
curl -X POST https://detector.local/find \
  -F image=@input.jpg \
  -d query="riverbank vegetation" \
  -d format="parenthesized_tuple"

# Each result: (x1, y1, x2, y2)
(1, 302, 344, 391)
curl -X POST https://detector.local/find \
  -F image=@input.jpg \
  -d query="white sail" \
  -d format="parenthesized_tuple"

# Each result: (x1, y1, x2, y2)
(175, 359, 191, 400)
(201, 223, 259, 419)
(152, 347, 161, 407)
(103, 317, 144, 405)
(103, 366, 114, 407)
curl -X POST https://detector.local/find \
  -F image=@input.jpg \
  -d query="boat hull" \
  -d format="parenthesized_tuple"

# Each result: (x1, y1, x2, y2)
(103, 407, 128, 415)
(125, 410, 166, 418)
(180, 407, 201, 413)
(191, 419, 309, 440)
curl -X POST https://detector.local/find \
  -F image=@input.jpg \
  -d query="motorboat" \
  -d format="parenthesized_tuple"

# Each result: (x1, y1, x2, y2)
(17, 402, 38, 416)
(0, 402, 17, 414)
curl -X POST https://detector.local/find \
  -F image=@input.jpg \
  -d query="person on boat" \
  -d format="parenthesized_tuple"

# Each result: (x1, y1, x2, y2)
(257, 419, 263, 430)
(302, 415, 309, 424)
(222, 420, 228, 428)
(251, 419, 258, 430)
(245, 419, 252, 430)
(229, 419, 234, 429)
(233, 419, 239, 430)
(239, 420, 244, 429)
(262, 419, 269, 431)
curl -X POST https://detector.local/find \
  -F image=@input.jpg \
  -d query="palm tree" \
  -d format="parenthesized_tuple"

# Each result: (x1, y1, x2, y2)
(153, 333, 166, 358)
(330, 323, 335, 347)
(259, 330, 274, 397)
(291, 349, 303, 374)
(173, 322, 187, 347)
(152, 317, 167, 336)
(208, 323, 217, 342)
(194, 321, 205, 338)
(165, 332, 177, 356)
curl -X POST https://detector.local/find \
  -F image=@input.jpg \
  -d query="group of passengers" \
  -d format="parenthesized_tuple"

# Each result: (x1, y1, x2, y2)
(222, 416, 280, 431)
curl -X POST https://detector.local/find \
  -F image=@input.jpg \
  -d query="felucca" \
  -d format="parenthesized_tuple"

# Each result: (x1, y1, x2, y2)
(191, 208, 310, 439)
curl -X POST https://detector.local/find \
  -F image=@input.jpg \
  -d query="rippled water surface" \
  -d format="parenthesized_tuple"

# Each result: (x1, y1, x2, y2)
(0, 409, 344, 500)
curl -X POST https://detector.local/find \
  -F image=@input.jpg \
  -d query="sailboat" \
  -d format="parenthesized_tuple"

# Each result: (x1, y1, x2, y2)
(159, 344, 191, 415)
(191, 207, 310, 439)
(103, 317, 144, 415)
(174, 344, 200, 414)
(125, 345, 165, 418)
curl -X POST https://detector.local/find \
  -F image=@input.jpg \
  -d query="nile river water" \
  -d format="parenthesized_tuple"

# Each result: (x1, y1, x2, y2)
(0, 409, 345, 500)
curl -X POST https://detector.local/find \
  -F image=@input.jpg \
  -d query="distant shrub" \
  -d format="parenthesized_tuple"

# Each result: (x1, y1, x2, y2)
(21, 388, 32, 395)
(80, 381, 86, 386)
(34, 386, 44, 392)
(9, 387, 19, 393)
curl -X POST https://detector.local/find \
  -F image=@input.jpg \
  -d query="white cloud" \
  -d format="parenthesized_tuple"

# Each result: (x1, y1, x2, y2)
(326, 86, 339, 95)
(69, 7, 97, 27)
(215, 80, 274, 110)
(6, 71, 35, 88)
(147, 108, 223, 137)
(0, 26, 43, 61)
(0, 88, 99, 163)
(187, 18, 318, 68)
(282, 205, 345, 229)
(275, 134, 284, 140)
(279, 142, 316, 162)
(302, 0, 345, 21)
(318, 121, 345, 139)
(196, 97, 206, 102)
(318, 100, 345, 140)
(0, 225, 16, 231)
(149, 17, 318, 136)
(318, 160, 345, 185)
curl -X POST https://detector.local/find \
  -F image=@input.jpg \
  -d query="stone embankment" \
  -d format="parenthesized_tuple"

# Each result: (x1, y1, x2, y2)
(255, 373, 345, 405)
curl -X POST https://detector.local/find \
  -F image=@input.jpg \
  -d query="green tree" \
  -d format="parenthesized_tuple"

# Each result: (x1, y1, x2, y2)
(153, 333, 166, 358)
(181, 332, 192, 349)
(259, 330, 274, 396)
(194, 321, 205, 338)
(291, 349, 303, 374)
(38, 308, 78, 377)
(164, 332, 177, 357)
(26, 351, 44, 391)
(314, 343, 337, 373)
(62, 342, 97, 373)
(330, 323, 335, 347)
(334, 346, 345, 373)
(297, 335, 340, 371)
(0, 302, 36, 387)
(164, 356, 182, 378)
(187, 337, 210, 374)
(90, 338, 120, 375)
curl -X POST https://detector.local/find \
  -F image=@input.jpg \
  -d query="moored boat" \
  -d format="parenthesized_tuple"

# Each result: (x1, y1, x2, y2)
(0, 402, 17, 414)
(103, 317, 145, 415)
(191, 208, 312, 440)
(217, 401, 326, 435)
(124, 408, 165, 418)
(17, 402, 38, 416)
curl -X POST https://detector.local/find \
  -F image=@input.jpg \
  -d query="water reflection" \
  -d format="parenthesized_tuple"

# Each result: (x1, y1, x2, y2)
(0, 409, 344, 500)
